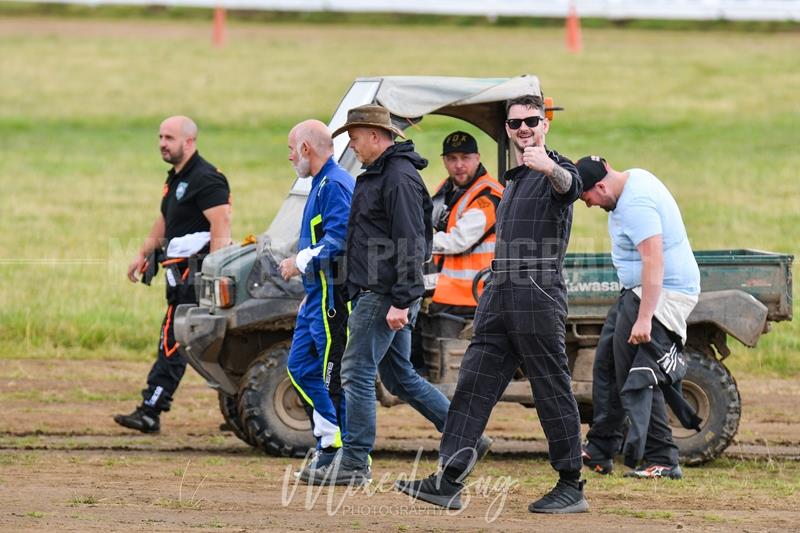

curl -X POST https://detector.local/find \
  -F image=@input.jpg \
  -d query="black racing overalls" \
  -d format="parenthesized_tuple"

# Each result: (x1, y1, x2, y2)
(439, 151, 585, 476)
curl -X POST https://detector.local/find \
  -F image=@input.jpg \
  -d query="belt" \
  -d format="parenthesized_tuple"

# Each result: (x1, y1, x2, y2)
(490, 258, 559, 273)
(161, 257, 189, 267)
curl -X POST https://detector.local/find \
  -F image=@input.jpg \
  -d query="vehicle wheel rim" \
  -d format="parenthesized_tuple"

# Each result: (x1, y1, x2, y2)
(670, 380, 711, 438)
(274, 377, 312, 431)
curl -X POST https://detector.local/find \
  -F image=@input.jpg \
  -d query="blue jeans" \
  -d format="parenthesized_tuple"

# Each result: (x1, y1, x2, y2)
(340, 292, 451, 467)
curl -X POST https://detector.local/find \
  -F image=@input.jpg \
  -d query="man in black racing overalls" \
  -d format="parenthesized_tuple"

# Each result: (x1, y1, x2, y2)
(398, 94, 588, 515)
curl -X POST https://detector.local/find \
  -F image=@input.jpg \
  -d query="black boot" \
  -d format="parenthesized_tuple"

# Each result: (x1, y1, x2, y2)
(113, 406, 160, 433)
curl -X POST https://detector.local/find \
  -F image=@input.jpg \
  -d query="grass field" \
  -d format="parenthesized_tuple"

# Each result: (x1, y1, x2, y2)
(0, 13, 797, 373)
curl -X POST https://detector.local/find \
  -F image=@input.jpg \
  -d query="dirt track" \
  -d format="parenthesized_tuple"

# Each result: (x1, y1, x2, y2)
(1, 359, 799, 531)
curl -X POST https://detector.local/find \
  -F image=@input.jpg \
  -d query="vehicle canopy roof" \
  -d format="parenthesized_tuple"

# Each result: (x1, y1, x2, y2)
(369, 74, 543, 141)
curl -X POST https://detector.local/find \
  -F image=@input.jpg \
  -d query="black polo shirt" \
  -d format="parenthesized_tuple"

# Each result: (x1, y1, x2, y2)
(494, 148, 582, 283)
(160, 151, 230, 241)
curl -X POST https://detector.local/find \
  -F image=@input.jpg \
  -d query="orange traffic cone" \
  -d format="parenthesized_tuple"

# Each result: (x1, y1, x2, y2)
(212, 7, 226, 47)
(565, 4, 582, 54)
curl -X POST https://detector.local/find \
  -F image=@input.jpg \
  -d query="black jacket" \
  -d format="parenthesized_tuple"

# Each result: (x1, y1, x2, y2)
(619, 340, 702, 468)
(345, 141, 433, 308)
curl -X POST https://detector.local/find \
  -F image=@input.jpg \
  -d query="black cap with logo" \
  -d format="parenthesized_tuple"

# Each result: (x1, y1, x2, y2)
(576, 155, 608, 191)
(441, 131, 479, 156)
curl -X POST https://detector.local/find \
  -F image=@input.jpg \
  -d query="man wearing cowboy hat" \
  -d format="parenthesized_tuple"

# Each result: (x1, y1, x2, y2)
(300, 104, 489, 486)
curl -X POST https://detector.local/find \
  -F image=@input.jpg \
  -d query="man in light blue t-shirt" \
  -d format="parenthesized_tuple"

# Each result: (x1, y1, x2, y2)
(575, 155, 702, 480)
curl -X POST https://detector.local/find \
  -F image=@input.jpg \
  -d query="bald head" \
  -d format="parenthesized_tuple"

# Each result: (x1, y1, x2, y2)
(288, 119, 334, 178)
(161, 115, 197, 139)
(159, 115, 198, 171)
(291, 120, 333, 156)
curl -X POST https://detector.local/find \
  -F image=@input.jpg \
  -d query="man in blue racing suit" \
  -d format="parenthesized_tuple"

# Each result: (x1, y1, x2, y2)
(279, 119, 355, 475)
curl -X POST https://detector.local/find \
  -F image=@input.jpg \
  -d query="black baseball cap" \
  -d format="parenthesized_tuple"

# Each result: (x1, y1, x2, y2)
(442, 131, 478, 156)
(576, 155, 608, 191)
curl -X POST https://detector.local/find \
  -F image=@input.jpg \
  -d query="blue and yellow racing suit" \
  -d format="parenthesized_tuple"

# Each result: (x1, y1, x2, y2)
(287, 156, 354, 450)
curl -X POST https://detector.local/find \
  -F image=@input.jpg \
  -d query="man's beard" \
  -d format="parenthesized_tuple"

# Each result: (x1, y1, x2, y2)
(603, 199, 618, 212)
(512, 135, 534, 153)
(162, 146, 184, 166)
(292, 154, 312, 178)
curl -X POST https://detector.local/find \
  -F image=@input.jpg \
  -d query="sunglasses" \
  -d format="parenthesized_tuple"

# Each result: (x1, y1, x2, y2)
(506, 116, 544, 130)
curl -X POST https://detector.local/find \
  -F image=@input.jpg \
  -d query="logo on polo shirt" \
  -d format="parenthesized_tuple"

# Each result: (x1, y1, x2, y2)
(176, 181, 188, 200)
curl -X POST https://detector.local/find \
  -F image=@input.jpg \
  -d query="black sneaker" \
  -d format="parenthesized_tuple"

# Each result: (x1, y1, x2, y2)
(300, 459, 371, 486)
(528, 479, 589, 514)
(623, 464, 683, 479)
(113, 407, 160, 433)
(582, 446, 613, 475)
(395, 472, 464, 510)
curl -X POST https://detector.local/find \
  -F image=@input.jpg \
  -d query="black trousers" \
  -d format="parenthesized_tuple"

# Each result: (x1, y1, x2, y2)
(439, 279, 582, 475)
(141, 260, 198, 414)
(585, 290, 679, 467)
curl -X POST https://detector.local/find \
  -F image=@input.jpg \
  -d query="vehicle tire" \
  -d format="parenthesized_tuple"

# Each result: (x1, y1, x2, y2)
(671, 349, 740, 466)
(239, 344, 315, 457)
(217, 391, 256, 447)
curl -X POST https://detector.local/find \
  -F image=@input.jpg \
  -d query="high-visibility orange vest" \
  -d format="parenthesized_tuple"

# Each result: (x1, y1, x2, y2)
(432, 172, 504, 307)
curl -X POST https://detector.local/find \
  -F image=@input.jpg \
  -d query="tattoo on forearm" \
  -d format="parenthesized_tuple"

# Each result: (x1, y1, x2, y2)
(547, 164, 573, 194)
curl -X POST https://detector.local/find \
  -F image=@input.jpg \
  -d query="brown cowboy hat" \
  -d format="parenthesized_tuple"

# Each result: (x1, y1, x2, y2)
(331, 104, 406, 139)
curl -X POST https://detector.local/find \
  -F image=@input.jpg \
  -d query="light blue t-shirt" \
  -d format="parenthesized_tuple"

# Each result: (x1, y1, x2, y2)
(609, 169, 700, 295)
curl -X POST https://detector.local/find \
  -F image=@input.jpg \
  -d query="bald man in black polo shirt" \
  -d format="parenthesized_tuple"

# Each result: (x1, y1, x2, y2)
(114, 115, 232, 433)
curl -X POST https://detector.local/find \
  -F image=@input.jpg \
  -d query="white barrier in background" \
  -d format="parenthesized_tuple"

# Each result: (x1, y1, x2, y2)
(10, 0, 800, 21)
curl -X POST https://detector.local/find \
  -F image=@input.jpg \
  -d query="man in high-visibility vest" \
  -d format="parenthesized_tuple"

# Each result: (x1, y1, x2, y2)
(429, 131, 504, 315)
